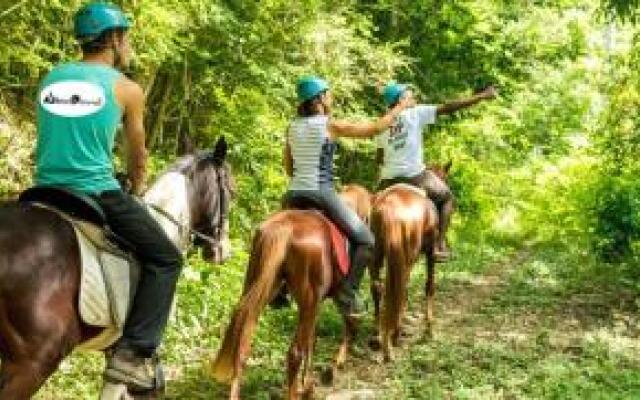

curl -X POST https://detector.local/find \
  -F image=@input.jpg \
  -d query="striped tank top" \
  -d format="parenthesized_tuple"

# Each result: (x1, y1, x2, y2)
(287, 115, 336, 190)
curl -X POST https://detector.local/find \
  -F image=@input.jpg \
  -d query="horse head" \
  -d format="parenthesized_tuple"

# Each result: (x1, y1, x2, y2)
(188, 136, 236, 263)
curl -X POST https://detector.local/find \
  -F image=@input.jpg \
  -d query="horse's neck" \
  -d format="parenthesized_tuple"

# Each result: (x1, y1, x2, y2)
(143, 171, 191, 251)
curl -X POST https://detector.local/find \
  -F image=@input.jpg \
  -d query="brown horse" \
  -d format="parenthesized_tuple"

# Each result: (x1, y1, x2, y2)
(369, 164, 451, 361)
(211, 185, 371, 400)
(0, 137, 234, 399)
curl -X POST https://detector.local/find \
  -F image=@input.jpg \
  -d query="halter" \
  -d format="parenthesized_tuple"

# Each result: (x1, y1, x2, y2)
(146, 163, 229, 248)
(147, 202, 218, 245)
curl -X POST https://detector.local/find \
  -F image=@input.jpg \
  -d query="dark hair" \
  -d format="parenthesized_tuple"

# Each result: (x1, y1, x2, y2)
(297, 90, 327, 117)
(80, 28, 125, 54)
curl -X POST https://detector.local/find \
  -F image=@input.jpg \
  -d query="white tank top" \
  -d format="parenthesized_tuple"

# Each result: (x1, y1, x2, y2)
(287, 115, 336, 190)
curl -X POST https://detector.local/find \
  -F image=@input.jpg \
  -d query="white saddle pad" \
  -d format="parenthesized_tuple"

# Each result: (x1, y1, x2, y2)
(70, 220, 141, 351)
(29, 202, 142, 352)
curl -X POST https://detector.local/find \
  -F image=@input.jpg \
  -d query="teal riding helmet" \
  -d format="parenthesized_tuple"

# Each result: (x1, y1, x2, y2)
(382, 82, 408, 106)
(74, 2, 131, 42)
(297, 76, 329, 102)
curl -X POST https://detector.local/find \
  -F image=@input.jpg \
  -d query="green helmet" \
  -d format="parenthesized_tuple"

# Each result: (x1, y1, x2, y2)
(382, 82, 408, 106)
(297, 76, 329, 102)
(74, 2, 131, 43)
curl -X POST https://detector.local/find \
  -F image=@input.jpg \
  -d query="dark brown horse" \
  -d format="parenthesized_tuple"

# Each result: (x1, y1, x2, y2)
(369, 164, 451, 361)
(0, 137, 234, 399)
(210, 185, 371, 400)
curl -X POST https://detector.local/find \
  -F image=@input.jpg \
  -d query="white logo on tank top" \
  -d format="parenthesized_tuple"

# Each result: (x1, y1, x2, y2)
(40, 81, 105, 118)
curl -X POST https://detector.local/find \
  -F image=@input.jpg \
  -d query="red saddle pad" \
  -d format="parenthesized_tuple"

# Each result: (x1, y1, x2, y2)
(328, 221, 350, 276)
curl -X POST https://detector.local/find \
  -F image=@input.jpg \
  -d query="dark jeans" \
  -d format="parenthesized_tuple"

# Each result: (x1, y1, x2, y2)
(283, 189, 374, 290)
(378, 169, 452, 206)
(93, 190, 183, 356)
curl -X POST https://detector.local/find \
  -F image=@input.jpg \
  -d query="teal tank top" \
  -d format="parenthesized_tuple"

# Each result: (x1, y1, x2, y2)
(35, 62, 123, 194)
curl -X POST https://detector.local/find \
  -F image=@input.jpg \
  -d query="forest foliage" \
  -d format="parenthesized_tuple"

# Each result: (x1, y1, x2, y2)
(1, 0, 639, 264)
(1, 0, 640, 398)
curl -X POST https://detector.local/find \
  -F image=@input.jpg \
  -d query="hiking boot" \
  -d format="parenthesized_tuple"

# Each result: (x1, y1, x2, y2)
(104, 348, 161, 392)
(334, 284, 366, 318)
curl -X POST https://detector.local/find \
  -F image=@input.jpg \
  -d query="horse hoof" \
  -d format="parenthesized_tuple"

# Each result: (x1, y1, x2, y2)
(368, 336, 382, 351)
(99, 382, 133, 400)
(320, 366, 335, 385)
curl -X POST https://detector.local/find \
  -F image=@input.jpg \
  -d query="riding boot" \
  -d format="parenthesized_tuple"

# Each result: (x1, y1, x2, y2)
(334, 244, 372, 318)
(434, 199, 454, 261)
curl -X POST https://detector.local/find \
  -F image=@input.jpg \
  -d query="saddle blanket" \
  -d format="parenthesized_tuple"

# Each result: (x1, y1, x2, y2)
(34, 204, 140, 351)
(328, 221, 350, 276)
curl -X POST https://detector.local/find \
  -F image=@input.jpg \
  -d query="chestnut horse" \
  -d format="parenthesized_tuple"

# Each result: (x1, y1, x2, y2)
(0, 137, 234, 399)
(369, 165, 450, 361)
(211, 184, 371, 400)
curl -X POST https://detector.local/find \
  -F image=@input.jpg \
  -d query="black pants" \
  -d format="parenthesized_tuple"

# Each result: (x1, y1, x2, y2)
(93, 190, 183, 356)
(378, 169, 452, 206)
(282, 189, 374, 290)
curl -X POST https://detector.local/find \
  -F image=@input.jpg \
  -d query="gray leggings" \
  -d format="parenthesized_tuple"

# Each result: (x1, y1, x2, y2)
(283, 188, 374, 289)
(283, 189, 374, 247)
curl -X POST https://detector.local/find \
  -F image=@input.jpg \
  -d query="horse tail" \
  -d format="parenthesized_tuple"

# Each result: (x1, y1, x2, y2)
(375, 204, 408, 338)
(210, 221, 290, 383)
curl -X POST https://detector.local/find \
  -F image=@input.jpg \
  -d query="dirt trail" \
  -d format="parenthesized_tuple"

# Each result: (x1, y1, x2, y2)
(316, 248, 532, 400)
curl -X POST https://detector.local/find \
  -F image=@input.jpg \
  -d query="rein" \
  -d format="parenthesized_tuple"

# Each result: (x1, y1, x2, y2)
(147, 203, 219, 245)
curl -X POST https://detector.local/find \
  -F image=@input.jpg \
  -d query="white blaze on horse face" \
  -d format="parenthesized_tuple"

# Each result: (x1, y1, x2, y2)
(144, 171, 191, 251)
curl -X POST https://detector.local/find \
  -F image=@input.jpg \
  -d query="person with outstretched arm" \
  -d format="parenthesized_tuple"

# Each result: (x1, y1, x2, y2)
(376, 82, 498, 261)
(282, 76, 410, 317)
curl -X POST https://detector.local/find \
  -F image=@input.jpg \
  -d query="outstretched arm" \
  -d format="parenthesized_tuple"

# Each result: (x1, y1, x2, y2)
(437, 85, 498, 116)
(329, 96, 412, 139)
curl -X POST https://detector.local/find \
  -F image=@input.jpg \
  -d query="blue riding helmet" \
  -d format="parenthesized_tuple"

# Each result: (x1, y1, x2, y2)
(382, 82, 408, 106)
(297, 76, 329, 102)
(74, 2, 131, 42)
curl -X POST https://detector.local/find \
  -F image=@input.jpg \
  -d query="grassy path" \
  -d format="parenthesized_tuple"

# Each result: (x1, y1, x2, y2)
(33, 241, 640, 399)
(316, 245, 640, 399)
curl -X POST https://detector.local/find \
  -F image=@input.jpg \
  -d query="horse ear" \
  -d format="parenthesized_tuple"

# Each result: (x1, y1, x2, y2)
(444, 160, 453, 174)
(212, 136, 228, 163)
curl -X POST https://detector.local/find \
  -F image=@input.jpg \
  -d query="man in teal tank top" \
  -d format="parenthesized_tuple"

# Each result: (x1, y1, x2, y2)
(35, 2, 182, 392)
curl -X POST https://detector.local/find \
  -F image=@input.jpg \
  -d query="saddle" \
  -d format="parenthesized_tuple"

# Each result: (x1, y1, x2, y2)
(18, 187, 141, 351)
(285, 202, 351, 276)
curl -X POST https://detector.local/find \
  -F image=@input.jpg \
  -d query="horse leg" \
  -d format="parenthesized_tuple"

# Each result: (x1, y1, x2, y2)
(368, 244, 384, 351)
(327, 313, 357, 385)
(287, 300, 319, 400)
(424, 250, 436, 339)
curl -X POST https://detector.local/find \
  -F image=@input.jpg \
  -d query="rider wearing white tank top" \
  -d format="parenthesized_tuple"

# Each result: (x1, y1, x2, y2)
(281, 76, 410, 317)
(288, 115, 336, 190)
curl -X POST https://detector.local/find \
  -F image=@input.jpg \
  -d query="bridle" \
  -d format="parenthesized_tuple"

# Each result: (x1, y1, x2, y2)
(147, 162, 229, 248)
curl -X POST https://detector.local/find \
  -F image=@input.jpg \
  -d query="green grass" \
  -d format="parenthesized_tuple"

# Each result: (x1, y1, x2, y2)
(33, 230, 640, 399)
